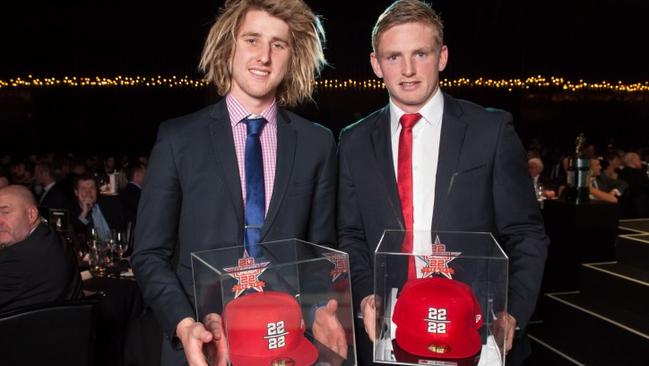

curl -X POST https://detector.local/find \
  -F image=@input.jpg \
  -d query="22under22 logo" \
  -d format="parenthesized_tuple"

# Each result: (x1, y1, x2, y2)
(419, 235, 461, 279)
(224, 250, 270, 298)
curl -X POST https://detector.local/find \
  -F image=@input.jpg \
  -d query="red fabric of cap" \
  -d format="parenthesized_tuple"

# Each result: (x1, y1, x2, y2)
(393, 277, 484, 359)
(224, 291, 318, 366)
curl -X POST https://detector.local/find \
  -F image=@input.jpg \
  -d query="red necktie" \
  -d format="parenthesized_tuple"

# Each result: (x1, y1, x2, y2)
(397, 113, 421, 279)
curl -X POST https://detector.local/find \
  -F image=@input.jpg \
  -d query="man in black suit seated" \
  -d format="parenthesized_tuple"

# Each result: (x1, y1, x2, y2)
(69, 173, 127, 241)
(34, 161, 70, 218)
(0, 185, 82, 313)
(120, 162, 146, 224)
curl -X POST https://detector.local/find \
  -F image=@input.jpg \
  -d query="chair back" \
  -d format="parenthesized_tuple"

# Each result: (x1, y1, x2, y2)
(0, 300, 97, 366)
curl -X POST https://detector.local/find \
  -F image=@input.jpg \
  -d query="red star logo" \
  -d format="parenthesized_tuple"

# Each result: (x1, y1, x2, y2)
(323, 252, 348, 282)
(223, 251, 270, 298)
(419, 236, 462, 279)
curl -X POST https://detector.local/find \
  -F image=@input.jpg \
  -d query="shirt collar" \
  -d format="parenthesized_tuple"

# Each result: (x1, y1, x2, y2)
(390, 87, 444, 135)
(226, 93, 278, 127)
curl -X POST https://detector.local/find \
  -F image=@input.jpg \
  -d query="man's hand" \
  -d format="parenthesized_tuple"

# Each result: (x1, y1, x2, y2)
(492, 312, 517, 353)
(176, 315, 228, 366)
(79, 199, 93, 219)
(543, 189, 556, 199)
(313, 299, 348, 359)
(360, 295, 377, 342)
(203, 313, 228, 366)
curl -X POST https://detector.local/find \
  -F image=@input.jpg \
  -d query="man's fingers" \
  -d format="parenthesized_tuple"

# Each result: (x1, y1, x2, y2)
(326, 299, 339, 313)
(192, 325, 213, 344)
(203, 313, 227, 345)
(185, 336, 210, 366)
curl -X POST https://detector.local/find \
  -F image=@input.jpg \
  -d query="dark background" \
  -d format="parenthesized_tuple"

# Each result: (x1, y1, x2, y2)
(2, 0, 649, 155)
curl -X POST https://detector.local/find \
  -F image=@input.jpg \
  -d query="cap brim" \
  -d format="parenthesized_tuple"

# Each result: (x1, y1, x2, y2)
(395, 325, 482, 359)
(392, 340, 480, 366)
(229, 335, 318, 366)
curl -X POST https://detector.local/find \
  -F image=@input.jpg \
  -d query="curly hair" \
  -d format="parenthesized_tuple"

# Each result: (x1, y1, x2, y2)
(199, 0, 327, 107)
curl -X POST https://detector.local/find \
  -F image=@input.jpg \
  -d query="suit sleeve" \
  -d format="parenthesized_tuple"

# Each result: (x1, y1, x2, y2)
(0, 254, 24, 311)
(337, 136, 373, 311)
(307, 130, 337, 246)
(130, 122, 194, 342)
(492, 115, 549, 331)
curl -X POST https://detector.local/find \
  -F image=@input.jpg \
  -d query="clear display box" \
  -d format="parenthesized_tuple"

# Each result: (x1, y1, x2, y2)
(373, 230, 508, 365)
(191, 239, 357, 366)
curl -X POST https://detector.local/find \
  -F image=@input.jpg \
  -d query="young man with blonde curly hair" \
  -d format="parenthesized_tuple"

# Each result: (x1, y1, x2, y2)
(131, 1, 343, 364)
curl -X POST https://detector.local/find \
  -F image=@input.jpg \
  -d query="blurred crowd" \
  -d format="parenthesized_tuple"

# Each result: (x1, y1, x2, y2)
(526, 140, 649, 218)
(0, 153, 147, 237)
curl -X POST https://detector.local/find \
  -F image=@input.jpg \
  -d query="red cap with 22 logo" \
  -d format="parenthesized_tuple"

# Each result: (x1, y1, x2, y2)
(393, 277, 484, 359)
(224, 291, 318, 366)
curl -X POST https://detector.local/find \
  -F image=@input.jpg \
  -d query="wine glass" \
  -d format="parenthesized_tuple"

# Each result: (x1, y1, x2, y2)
(113, 230, 129, 263)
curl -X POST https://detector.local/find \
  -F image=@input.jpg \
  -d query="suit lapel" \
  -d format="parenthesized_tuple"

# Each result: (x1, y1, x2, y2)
(371, 106, 405, 228)
(208, 101, 244, 229)
(432, 94, 467, 230)
(261, 109, 296, 240)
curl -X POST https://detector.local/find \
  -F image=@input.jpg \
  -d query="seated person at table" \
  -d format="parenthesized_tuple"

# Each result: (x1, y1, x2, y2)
(528, 157, 556, 199)
(0, 169, 9, 188)
(589, 158, 618, 203)
(10, 160, 33, 187)
(120, 162, 146, 225)
(618, 152, 649, 218)
(34, 161, 70, 218)
(70, 173, 127, 241)
(597, 158, 628, 196)
(0, 185, 82, 313)
(60, 158, 87, 202)
(603, 150, 624, 181)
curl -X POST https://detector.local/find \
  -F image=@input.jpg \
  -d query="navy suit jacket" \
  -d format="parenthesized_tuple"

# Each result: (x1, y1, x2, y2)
(131, 99, 337, 351)
(337, 94, 548, 333)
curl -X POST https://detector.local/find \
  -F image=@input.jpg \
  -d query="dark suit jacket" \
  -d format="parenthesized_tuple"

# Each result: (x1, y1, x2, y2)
(69, 195, 128, 236)
(130, 100, 336, 357)
(38, 182, 71, 219)
(338, 94, 548, 332)
(0, 223, 82, 313)
(618, 166, 649, 218)
(120, 182, 141, 224)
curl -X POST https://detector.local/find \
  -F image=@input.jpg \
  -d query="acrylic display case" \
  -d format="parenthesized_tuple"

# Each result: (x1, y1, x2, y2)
(373, 230, 508, 365)
(191, 239, 357, 365)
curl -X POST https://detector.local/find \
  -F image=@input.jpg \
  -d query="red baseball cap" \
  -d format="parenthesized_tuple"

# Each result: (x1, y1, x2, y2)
(392, 277, 484, 359)
(224, 291, 318, 366)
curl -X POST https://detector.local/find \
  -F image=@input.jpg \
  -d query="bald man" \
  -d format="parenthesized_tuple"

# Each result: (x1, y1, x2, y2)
(0, 185, 81, 313)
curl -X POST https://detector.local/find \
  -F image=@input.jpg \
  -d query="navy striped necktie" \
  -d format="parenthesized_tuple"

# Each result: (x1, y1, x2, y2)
(244, 116, 267, 257)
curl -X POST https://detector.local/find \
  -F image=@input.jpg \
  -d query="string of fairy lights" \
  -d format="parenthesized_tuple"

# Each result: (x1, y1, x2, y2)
(1, 75, 648, 93)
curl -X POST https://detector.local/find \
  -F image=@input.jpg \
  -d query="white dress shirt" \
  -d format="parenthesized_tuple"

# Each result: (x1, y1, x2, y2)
(390, 89, 444, 270)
